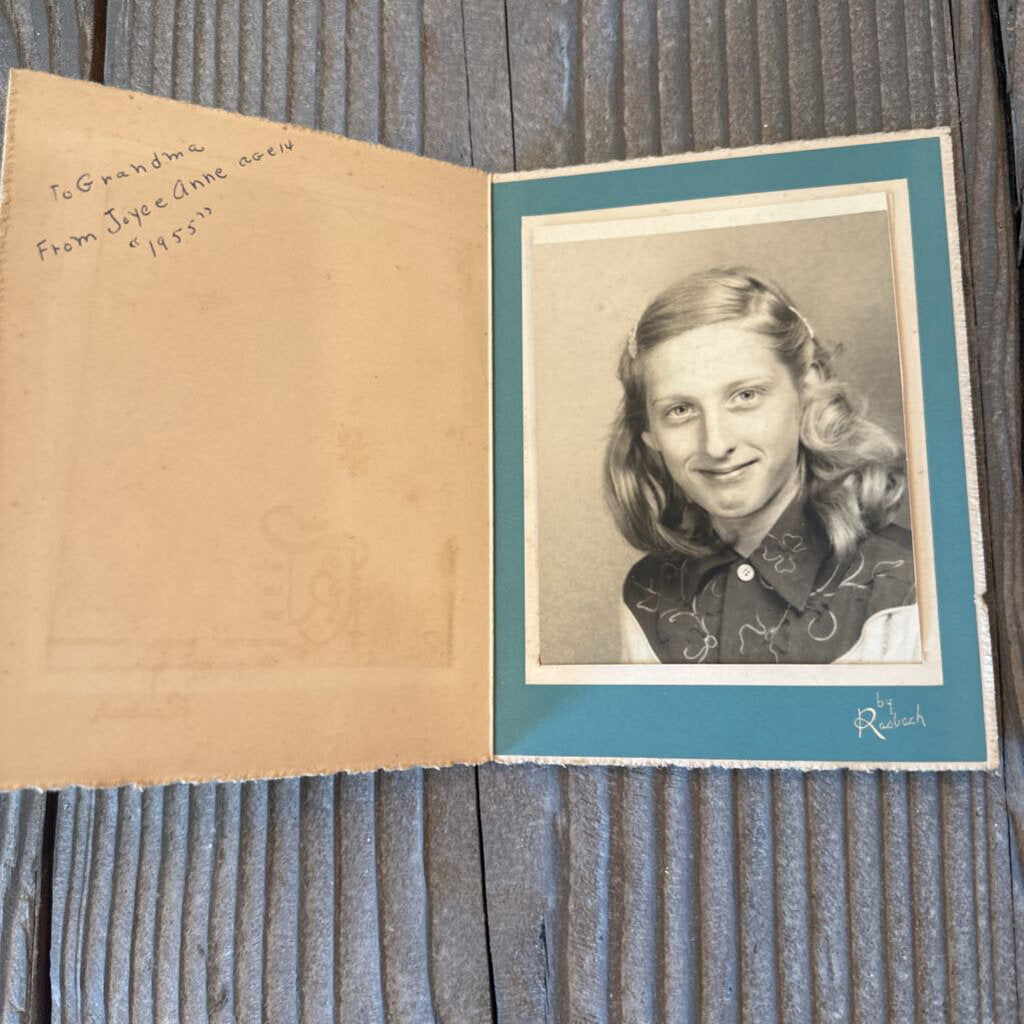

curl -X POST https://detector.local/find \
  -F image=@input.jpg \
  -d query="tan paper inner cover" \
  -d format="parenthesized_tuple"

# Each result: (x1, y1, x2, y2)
(0, 71, 491, 788)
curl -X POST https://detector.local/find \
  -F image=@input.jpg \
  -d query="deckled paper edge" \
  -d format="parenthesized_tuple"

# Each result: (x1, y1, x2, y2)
(0, 73, 18, 331)
(0, 756, 496, 793)
(492, 754, 997, 772)
(2, 746, 995, 790)
(939, 131, 1000, 772)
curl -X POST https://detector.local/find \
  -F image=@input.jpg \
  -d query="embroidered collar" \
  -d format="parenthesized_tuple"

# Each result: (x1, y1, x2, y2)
(678, 497, 832, 612)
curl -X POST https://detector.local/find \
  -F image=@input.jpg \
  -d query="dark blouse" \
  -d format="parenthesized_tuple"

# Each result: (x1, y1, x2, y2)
(622, 499, 917, 664)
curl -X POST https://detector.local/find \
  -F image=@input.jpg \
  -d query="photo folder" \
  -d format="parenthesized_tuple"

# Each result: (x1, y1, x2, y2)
(0, 71, 996, 787)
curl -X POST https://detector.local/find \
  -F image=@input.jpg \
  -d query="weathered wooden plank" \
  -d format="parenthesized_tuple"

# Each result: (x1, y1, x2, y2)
(996, 0, 1024, 218)
(51, 771, 493, 1023)
(955, 3, 1024, 1018)
(0, 792, 46, 1024)
(461, 0, 514, 171)
(0, 0, 92, 140)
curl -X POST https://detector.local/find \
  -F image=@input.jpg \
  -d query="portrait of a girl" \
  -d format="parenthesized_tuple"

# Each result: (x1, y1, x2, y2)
(604, 267, 920, 665)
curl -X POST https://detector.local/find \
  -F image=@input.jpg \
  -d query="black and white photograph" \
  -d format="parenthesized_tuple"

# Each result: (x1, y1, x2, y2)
(522, 186, 942, 685)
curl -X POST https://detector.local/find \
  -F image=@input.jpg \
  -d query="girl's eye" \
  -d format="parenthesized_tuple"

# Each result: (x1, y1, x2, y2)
(733, 388, 762, 405)
(666, 404, 695, 420)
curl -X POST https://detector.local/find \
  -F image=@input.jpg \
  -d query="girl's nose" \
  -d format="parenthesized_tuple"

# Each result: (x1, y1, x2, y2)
(701, 411, 737, 460)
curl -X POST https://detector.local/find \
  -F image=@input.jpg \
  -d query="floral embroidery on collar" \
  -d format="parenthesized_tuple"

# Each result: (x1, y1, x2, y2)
(747, 501, 831, 613)
(677, 496, 832, 613)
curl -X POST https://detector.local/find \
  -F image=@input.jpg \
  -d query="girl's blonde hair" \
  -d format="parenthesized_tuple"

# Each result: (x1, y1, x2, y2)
(603, 267, 907, 560)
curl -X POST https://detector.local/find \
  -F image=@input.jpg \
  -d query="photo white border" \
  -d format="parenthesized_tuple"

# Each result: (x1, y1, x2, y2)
(521, 180, 944, 686)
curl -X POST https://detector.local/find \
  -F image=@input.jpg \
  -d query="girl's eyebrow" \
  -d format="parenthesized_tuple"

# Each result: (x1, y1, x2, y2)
(723, 375, 773, 392)
(651, 392, 695, 409)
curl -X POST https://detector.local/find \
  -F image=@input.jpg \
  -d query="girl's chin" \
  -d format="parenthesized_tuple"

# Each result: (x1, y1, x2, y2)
(701, 494, 763, 519)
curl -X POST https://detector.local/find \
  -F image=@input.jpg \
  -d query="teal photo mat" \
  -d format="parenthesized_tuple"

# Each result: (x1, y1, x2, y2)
(492, 137, 990, 765)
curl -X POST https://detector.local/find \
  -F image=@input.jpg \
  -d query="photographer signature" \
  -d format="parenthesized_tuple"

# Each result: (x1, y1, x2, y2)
(854, 693, 926, 741)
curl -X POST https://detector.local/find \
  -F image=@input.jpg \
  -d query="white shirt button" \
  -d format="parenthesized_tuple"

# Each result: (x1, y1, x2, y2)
(736, 563, 755, 582)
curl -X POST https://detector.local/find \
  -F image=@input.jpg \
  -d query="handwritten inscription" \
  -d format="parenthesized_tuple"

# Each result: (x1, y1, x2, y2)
(48, 145, 207, 201)
(36, 166, 226, 259)
(102, 168, 227, 235)
(853, 692, 927, 741)
(133, 206, 213, 259)
(35, 231, 99, 260)
(238, 142, 294, 166)
(34, 138, 295, 263)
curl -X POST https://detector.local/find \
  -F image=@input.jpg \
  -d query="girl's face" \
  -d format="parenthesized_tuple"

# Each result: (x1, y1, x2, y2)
(641, 321, 805, 545)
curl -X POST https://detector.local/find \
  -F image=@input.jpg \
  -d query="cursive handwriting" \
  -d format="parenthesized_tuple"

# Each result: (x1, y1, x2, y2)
(102, 167, 227, 236)
(131, 206, 213, 258)
(36, 168, 227, 260)
(48, 145, 207, 201)
(34, 139, 297, 265)
(854, 692, 927, 741)
(238, 138, 295, 166)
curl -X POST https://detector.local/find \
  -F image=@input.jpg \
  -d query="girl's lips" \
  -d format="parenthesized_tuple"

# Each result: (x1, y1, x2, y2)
(699, 459, 758, 480)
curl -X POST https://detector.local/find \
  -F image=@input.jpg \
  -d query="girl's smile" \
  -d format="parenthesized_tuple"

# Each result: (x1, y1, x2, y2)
(698, 458, 758, 479)
(641, 322, 806, 554)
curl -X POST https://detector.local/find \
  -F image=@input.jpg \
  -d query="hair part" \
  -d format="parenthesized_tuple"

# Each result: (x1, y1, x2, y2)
(603, 267, 907, 561)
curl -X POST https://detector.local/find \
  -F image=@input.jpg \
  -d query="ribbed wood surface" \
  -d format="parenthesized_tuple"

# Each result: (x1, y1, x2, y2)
(1, 1, 1023, 1022)
(49, 772, 493, 1023)
(997, 0, 1024, 228)
(0, 792, 46, 1024)
(0, 0, 93, 140)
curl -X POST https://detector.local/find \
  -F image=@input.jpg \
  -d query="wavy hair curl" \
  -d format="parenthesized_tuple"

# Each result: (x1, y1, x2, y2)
(603, 267, 906, 560)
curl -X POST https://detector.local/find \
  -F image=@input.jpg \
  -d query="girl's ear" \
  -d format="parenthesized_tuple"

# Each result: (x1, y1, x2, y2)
(641, 429, 661, 453)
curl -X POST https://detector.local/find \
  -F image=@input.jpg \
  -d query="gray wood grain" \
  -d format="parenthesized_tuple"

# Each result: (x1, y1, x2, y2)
(0, 1, 1020, 1023)
(0, 0, 93, 141)
(0, 792, 46, 1024)
(960, 1, 1024, 1013)
(996, 0, 1024, 237)
(50, 774, 494, 1023)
